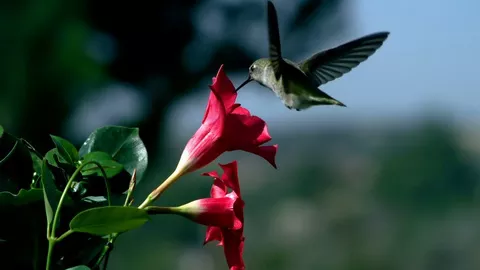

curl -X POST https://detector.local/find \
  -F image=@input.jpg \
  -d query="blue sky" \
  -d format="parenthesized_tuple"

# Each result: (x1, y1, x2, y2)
(166, 0, 480, 140)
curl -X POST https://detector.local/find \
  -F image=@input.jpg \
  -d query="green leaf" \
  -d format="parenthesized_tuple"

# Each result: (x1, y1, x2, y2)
(50, 135, 79, 165)
(70, 206, 150, 236)
(30, 151, 43, 176)
(45, 148, 62, 167)
(66, 266, 90, 270)
(0, 125, 3, 138)
(41, 159, 59, 225)
(81, 196, 108, 204)
(0, 130, 34, 191)
(45, 147, 77, 180)
(0, 188, 72, 208)
(19, 138, 43, 175)
(81, 151, 124, 178)
(79, 126, 148, 182)
(0, 189, 44, 206)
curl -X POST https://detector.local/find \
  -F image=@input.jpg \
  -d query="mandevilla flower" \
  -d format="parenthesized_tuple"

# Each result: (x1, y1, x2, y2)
(176, 64, 278, 174)
(203, 161, 245, 270)
(139, 64, 278, 209)
(173, 194, 242, 230)
(144, 161, 245, 268)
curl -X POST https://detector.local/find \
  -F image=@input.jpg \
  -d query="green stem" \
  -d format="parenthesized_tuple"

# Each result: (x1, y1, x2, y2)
(94, 206, 179, 268)
(138, 168, 185, 209)
(93, 233, 118, 269)
(94, 169, 182, 268)
(56, 230, 73, 242)
(102, 244, 112, 270)
(144, 206, 179, 215)
(124, 169, 136, 207)
(46, 239, 55, 270)
(45, 161, 110, 270)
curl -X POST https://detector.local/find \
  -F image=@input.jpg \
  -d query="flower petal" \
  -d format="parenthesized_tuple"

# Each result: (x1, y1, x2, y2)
(243, 145, 278, 169)
(225, 114, 272, 147)
(204, 226, 224, 246)
(230, 195, 244, 230)
(202, 171, 220, 179)
(210, 64, 237, 113)
(209, 177, 227, 198)
(230, 105, 250, 116)
(219, 161, 241, 196)
(180, 87, 228, 172)
(186, 197, 238, 228)
(201, 79, 227, 125)
(222, 229, 245, 270)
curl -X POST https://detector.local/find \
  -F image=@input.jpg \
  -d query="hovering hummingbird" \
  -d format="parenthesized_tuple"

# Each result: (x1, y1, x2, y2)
(235, 0, 390, 111)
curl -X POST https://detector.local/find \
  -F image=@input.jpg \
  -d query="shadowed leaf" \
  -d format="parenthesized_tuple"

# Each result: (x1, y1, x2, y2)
(66, 266, 90, 270)
(0, 189, 44, 206)
(81, 152, 124, 179)
(41, 159, 59, 225)
(79, 126, 148, 183)
(0, 129, 34, 192)
(70, 206, 149, 236)
(50, 135, 79, 165)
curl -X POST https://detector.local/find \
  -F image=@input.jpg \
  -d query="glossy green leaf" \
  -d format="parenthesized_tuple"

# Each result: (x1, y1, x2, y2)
(66, 266, 90, 270)
(81, 151, 124, 178)
(79, 126, 148, 182)
(41, 159, 59, 225)
(50, 135, 79, 165)
(45, 148, 77, 182)
(70, 206, 149, 236)
(45, 148, 62, 167)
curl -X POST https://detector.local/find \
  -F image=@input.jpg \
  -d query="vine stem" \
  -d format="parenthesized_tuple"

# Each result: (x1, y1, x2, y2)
(45, 161, 110, 270)
(138, 168, 185, 209)
(94, 207, 179, 268)
(93, 233, 117, 269)
(94, 170, 137, 269)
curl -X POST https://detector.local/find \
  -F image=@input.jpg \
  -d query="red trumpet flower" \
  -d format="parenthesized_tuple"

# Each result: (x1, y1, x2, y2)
(175, 65, 278, 175)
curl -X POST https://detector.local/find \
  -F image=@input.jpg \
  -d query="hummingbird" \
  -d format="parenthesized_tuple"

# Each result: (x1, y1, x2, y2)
(235, 0, 390, 111)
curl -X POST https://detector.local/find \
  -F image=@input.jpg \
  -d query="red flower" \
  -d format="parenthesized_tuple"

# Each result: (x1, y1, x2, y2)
(203, 161, 245, 270)
(175, 64, 278, 175)
(176, 195, 242, 230)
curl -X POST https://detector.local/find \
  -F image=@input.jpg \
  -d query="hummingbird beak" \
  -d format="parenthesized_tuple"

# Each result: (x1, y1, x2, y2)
(235, 76, 253, 92)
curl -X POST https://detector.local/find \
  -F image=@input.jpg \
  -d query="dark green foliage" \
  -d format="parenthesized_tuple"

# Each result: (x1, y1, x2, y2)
(0, 125, 149, 269)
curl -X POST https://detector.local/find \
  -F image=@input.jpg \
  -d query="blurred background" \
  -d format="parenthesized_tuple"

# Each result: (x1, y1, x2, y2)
(2, 0, 480, 269)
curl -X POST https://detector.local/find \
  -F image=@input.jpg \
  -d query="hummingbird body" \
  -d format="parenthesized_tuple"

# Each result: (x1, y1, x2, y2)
(249, 58, 345, 110)
(235, 1, 390, 111)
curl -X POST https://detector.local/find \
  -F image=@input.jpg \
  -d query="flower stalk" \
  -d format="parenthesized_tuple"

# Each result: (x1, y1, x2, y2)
(138, 167, 186, 209)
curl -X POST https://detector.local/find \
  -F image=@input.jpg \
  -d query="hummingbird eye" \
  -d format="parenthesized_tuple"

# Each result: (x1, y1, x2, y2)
(250, 65, 256, 72)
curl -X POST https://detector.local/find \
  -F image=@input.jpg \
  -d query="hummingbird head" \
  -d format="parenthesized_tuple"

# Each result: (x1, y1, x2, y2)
(235, 59, 269, 92)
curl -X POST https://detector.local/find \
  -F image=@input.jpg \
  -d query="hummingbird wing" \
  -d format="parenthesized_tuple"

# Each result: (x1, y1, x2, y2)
(298, 32, 390, 87)
(267, 1, 284, 80)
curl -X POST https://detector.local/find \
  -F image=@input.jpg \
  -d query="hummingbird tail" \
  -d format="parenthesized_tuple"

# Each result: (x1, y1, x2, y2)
(309, 96, 347, 107)
(336, 101, 347, 107)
